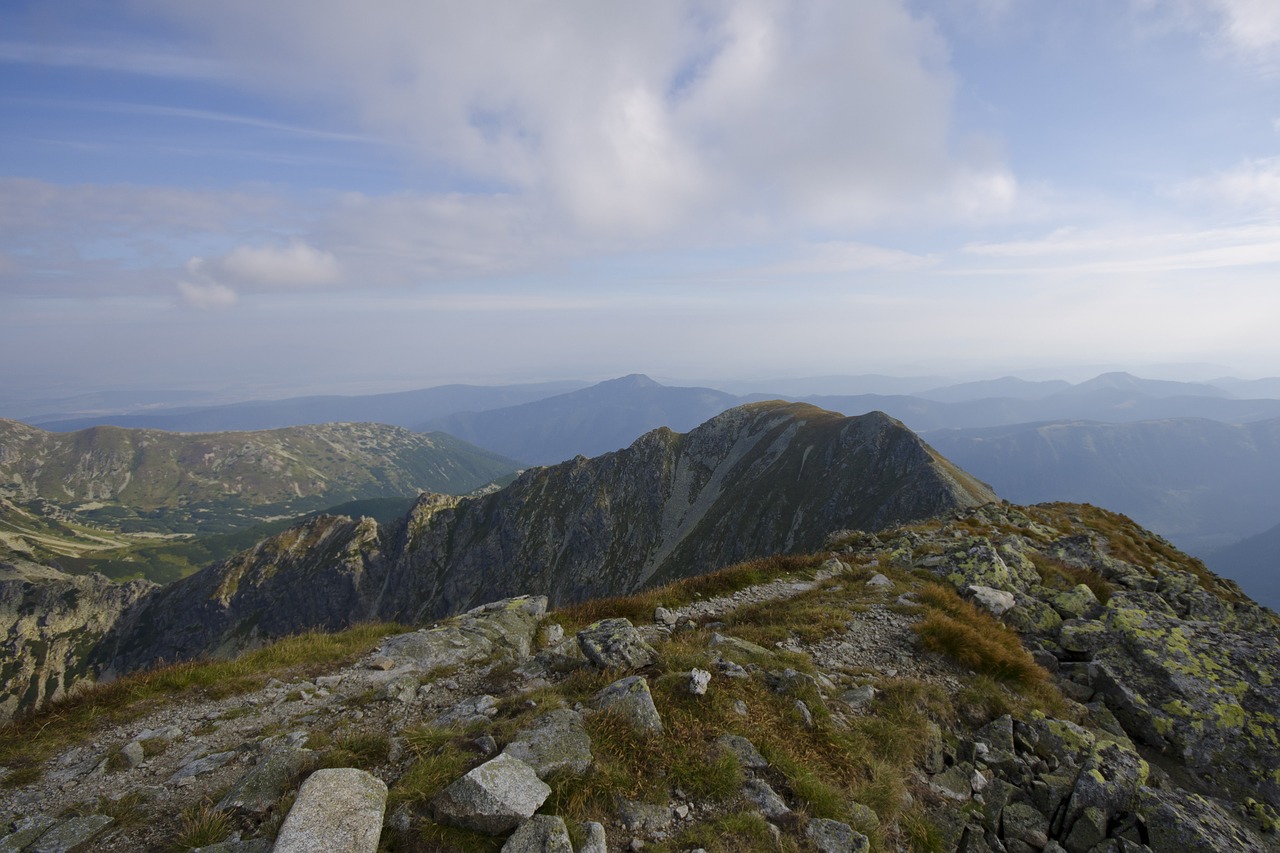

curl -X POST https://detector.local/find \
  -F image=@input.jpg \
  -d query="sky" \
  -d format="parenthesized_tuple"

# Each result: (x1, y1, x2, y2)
(3, 0, 1280, 404)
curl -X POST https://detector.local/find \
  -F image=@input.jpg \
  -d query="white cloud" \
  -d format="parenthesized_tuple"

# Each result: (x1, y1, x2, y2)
(176, 278, 238, 310)
(1173, 156, 1280, 212)
(221, 241, 341, 287)
(1211, 0, 1280, 54)
(961, 222, 1280, 274)
(763, 241, 936, 276)
(142, 0, 995, 235)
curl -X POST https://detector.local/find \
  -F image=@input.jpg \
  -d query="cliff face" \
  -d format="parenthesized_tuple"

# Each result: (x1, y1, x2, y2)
(100, 403, 997, 674)
(0, 561, 154, 721)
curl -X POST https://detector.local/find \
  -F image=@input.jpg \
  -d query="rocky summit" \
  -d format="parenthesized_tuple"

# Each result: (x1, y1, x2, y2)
(0, 501, 1276, 852)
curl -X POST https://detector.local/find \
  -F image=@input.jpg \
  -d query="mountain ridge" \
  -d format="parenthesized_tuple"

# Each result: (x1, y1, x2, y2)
(97, 402, 997, 678)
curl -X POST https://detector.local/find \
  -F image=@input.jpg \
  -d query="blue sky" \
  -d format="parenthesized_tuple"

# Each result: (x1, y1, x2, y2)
(3, 0, 1280, 402)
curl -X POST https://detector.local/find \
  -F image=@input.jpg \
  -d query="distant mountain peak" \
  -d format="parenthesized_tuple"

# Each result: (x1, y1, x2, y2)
(597, 374, 663, 390)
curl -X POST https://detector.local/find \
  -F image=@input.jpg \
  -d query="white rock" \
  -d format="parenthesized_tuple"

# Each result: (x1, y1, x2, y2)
(273, 768, 387, 853)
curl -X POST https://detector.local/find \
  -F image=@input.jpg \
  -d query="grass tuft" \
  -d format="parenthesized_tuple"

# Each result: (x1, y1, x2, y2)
(913, 584, 1047, 689)
(170, 801, 231, 851)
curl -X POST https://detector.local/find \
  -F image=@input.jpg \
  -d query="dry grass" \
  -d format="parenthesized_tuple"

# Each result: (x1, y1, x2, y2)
(913, 584, 1047, 690)
(553, 554, 820, 634)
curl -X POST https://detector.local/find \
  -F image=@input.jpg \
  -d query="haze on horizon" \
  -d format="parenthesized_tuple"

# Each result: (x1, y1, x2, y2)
(3, 1, 1280, 402)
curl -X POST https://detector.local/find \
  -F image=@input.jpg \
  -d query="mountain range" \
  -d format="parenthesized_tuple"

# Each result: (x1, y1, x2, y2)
(4, 401, 995, 719)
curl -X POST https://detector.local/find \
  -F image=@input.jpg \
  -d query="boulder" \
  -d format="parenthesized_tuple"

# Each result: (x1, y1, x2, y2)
(271, 768, 387, 853)
(501, 708, 593, 778)
(592, 676, 663, 733)
(501, 814, 573, 853)
(688, 668, 711, 696)
(430, 754, 550, 835)
(217, 745, 316, 816)
(379, 596, 547, 672)
(714, 734, 768, 769)
(743, 778, 790, 819)
(577, 619, 658, 671)
(805, 817, 869, 852)
(578, 821, 608, 853)
(967, 585, 1016, 616)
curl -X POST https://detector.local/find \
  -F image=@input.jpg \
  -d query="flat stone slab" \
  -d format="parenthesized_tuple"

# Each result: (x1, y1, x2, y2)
(501, 708, 593, 778)
(430, 753, 550, 835)
(26, 814, 113, 853)
(273, 768, 387, 853)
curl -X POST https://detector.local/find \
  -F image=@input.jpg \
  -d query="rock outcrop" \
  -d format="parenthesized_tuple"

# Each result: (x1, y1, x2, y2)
(0, 560, 154, 721)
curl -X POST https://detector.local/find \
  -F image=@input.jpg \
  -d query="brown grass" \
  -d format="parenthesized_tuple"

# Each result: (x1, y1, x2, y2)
(913, 584, 1047, 690)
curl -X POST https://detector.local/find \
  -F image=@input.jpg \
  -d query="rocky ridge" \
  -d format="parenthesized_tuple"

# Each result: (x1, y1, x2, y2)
(95, 401, 996, 678)
(1, 502, 1277, 851)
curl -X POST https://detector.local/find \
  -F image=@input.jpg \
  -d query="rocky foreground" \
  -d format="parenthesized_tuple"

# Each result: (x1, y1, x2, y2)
(1, 502, 1278, 851)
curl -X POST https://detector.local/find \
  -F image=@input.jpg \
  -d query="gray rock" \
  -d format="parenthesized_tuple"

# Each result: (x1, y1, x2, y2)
(26, 815, 113, 853)
(273, 768, 387, 853)
(577, 619, 659, 671)
(380, 673, 420, 704)
(805, 817, 870, 852)
(714, 734, 768, 769)
(654, 606, 677, 627)
(502, 708, 593, 778)
(1001, 802, 1049, 849)
(434, 694, 499, 727)
(501, 814, 573, 853)
(1066, 741, 1147, 829)
(540, 623, 565, 646)
(430, 753, 550, 835)
(0, 815, 57, 852)
(743, 778, 790, 818)
(794, 699, 815, 729)
(170, 749, 237, 782)
(1138, 787, 1269, 852)
(1063, 806, 1107, 853)
(217, 745, 316, 816)
(688, 668, 711, 696)
(975, 714, 1015, 754)
(967, 585, 1016, 616)
(1050, 584, 1099, 619)
(840, 684, 877, 708)
(866, 573, 894, 589)
(379, 596, 547, 672)
(120, 739, 146, 768)
(578, 821, 607, 853)
(592, 676, 663, 733)
(617, 798, 672, 833)
(707, 632, 773, 662)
